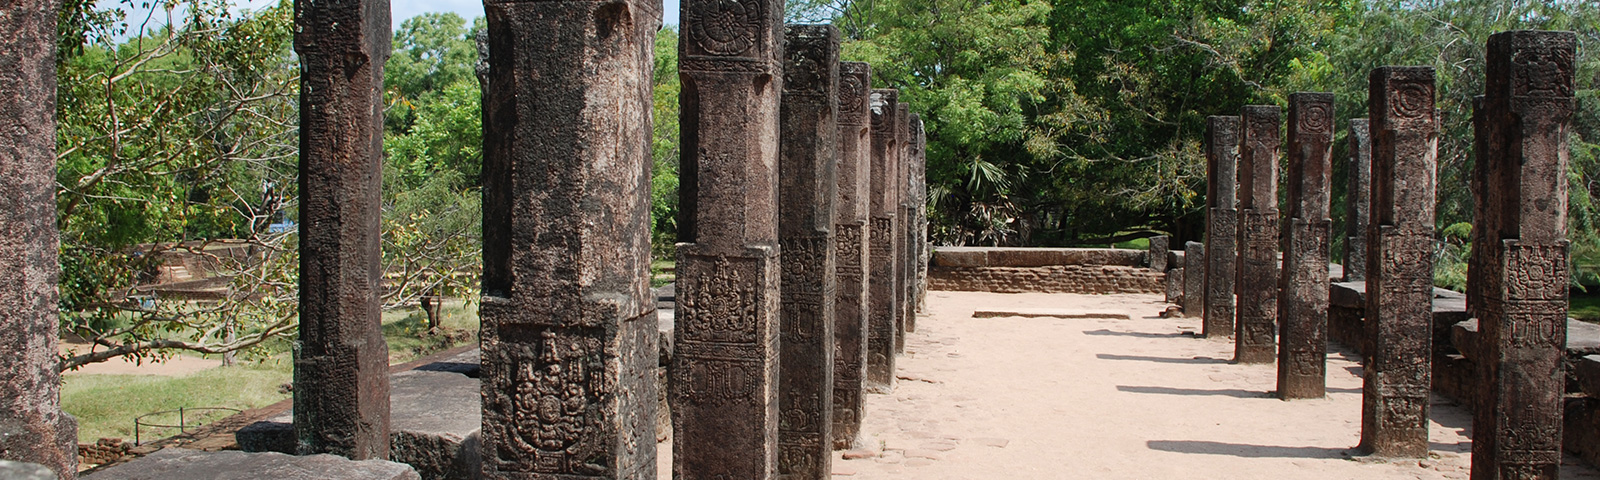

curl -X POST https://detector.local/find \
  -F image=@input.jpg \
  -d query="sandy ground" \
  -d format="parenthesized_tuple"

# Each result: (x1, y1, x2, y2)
(60, 342, 222, 376)
(657, 290, 1600, 479)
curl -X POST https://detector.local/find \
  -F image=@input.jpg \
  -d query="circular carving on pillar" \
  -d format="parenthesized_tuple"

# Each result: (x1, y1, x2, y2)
(687, 0, 760, 57)
(1300, 103, 1330, 132)
(1392, 83, 1431, 119)
(839, 75, 866, 115)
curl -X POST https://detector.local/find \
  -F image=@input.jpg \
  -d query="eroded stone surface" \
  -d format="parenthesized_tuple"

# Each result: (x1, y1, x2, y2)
(85, 448, 419, 480)
(0, 0, 79, 476)
(831, 61, 872, 450)
(896, 102, 913, 349)
(1277, 93, 1335, 399)
(1148, 236, 1170, 272)
(1183, 242, 1205, 317)
(1343, 119, 1372, 282)
(1203, 116, 1240, 340)
(293, 0, 392, 459)
(777, 24, 839, 480)
(1468, 30, 1575, 480)
(1360, 66, 1438, 459)
(1235, 105, 1280, 364)
(673, 0, 786, 476)
(479, 0, 662, 475)
(866, 88, 901, 392)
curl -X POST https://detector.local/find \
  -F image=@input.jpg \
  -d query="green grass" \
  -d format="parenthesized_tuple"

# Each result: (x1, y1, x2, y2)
(62, 360, 292, 443)
(1574, 292, 1600, 322)
(1112, 237, 1150, 250)
(651, 260, 675, 287)
(382, 299, 481, 364)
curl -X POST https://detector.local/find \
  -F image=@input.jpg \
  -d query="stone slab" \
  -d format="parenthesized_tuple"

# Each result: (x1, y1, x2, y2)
(238, 364, 482, 480)
(0, 460, 54, 480)
(970, 309, 1130, 320)
(84, 448, 419, 480)
(1577, 355, 1600, 399)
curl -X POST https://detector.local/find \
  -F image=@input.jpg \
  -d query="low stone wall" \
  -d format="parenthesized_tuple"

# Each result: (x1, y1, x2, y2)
(928, 247, 1164, 294)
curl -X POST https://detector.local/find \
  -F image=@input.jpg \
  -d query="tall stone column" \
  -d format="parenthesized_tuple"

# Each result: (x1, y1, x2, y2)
(830, 61, 872, 449)
(478, 0, 661, 476)
(1359, 66, 1437, 459)
(777, 24, 838, 480)
(1183, 242, 1205, 316)
(1202, 116, 1240, 338)
(1234, 106, 1281, 364)
(911, 114, 930, 314)
(1277, 93, 1335, 399)
(1469, 30, 1575, 480)
(673, 0, 785, 476)
(293, 0, 391, 459)
(0, 0, 79, 476)
(1343, 119, 1372, 282)
(897, 103, 915, 341)
(866, 88, 901, 392)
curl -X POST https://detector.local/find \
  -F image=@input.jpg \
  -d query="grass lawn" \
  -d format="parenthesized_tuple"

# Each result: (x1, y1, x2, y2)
(1574, 291, 1600, 322)
(62, 360, 292, 443)
(62, 299, 482, 444)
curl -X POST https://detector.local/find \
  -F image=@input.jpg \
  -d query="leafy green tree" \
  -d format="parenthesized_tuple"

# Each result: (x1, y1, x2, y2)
(652, 27, 682, 257)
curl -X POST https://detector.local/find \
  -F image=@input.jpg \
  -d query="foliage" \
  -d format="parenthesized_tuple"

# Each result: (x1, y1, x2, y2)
(652, 28, 683, 258)
(55, 0, 302, 370)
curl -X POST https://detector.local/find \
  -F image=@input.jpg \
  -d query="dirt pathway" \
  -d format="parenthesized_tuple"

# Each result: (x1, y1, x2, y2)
(820, 290, 1600, 479)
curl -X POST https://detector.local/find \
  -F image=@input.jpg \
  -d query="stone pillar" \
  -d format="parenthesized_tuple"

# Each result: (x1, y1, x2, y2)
(830, 61, 872, 450)
(1166, 268, 1185, 305)
(0, 0, 79, 476)
(478, 0, 661, 475)
(1277, 93, 1335, 399)
(777, 24, 838, 480)
(1343, 119, 1372, 282)
(1469, 30, 1575, 480)
(1235, 105, 1281, 365)
(1148, 235, 1170, 272)
(896, 102, 913, 345)
(1203, 116, 1240, 339)
(673, 0, 785, 477)
(1359, 66, 1437, 459)
(911, 114, 930, 315)
(1183, 242, 1205, 316)
(293, 0, 392, 459)
(866, 88, 901, 392)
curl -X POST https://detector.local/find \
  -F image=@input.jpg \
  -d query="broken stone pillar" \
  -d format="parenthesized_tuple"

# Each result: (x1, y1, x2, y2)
(1148, 235, 1170, 272)
(294, 0, 392, 459)
(478, 0, 661, 475)
(896, 102, 913, 345)
(866, 88, 901, 392)
(911, 114, 930, 315)
(1183, 242, 1205, 316)
(0, 1, 79, 476)
(777, 24, 839, 480)
(1469, 30, 1575, 480)
(830, 61, 872, 449)
(1343, 119, 1372, 282)
(1203, 116, 1240, 339)
(1166, 268, 1185, 305)
(1234, 105, 1281, 365)
(1359, 66, 1438, 459)
(1277, 93, 1335, 399)
(673, 0, 785, 476)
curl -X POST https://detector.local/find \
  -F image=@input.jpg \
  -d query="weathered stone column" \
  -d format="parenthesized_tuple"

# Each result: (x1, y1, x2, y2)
(1343, 119, 1372, 282)
(911, 114, 930, 315)
(866, 88, 901, 392)
(1277, 93, 1335, 399)
(1148, 235, 1170, 272)
(1234, 106, 1281, 364)
(1469, 30, 1575, 480)
(1183, 242, 1205, 316)
(1359, 66, 1437, 459)
(830, 61, 872, 449)
(673, 0, 785, 476)
(777, 24, 839, 480)
(293, 0, 392, 459)
(478, 0, 661, 475)
(1203, 116, 1240, 338)
(0, 0, 79, 476)
(896, 103, 913, 345)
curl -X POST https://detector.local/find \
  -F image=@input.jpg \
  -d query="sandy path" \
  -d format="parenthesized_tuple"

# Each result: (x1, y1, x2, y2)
(60, 343, 223, 377)
(824, 290, 1600, 479)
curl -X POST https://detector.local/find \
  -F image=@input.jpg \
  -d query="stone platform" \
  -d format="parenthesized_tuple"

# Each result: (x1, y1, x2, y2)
(83, 448, 418, 479)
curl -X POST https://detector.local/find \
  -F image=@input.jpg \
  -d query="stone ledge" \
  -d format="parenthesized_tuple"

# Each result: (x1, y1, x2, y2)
(83, 448, 419, 480)
(932, 247, 1143, 268)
